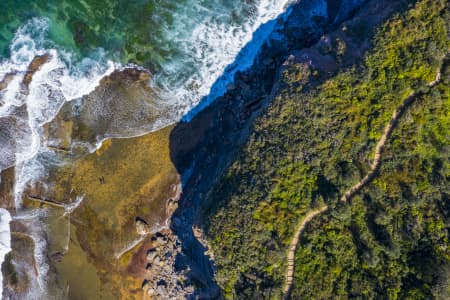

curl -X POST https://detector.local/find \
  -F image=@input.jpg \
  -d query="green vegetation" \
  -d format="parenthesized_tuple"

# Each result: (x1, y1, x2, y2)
(292, 82, 450, 299)
(203, 0, 450, 298)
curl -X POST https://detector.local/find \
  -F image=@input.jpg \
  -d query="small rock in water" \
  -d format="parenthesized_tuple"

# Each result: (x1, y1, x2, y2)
(151, 236, 166, 248)
(50, 251, 65, 261)
(135, 218, 150, 235)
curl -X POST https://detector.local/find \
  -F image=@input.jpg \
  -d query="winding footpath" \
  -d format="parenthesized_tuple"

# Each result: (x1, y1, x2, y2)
(282, 205, 329, 299)
(282, 64, 444, 299)
(341, 68, 442, 203)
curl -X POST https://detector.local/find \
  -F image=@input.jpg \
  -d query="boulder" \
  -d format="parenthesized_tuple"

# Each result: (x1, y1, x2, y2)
(135, 218, 150, 235)
(147, 250, 158, 262)
(156, 286, 167, 298)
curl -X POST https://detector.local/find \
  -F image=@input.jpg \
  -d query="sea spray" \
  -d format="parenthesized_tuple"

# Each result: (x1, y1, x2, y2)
(0, 209, 12, 299)
(1, 1, 295, 173)
(155, 0, 294, 120)
(0, 1, 296, 297)
(18, 211, 50, 297)
(0, 18, 116, 299)
(0, 18, 116, 173)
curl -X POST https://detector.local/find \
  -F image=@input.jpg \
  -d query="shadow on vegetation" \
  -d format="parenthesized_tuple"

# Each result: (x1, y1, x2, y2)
(166, 0, 418, 297)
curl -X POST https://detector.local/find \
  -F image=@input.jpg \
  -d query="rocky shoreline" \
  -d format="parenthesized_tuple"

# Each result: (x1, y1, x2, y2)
(156, 0, 417, 297)
(153, 0, 380, 298)
(0, 66, 180, 299)
(112, 2, 373, 298)
(1, 0, 406, 298)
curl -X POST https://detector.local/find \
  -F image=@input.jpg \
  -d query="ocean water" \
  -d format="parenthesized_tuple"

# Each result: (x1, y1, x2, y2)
(0, 0, 292, 297)
(0, 209, 11, 298)
(0, 0, 292, 172)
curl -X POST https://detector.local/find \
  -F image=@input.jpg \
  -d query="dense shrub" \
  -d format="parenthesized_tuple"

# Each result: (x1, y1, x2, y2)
(203, 0, 450, 298)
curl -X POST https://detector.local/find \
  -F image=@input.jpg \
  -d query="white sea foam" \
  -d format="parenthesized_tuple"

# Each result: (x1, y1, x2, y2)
(12, 208, 46, 221)
(13, 154, 48, 209)
(0, 18, 116, 174)
(63, 196, 84, 216)
(1, 1, 293, 174)
(12, 209, 50, 298)
(0, 209, 12, 299)
(155, 0, 293, 120)
(0, 1, 294, 297)
(8, 207, 53, 299)
(0, 18, 116, 299)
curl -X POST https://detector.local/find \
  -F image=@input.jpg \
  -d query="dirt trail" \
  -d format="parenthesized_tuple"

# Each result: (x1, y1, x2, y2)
(282, 205, 329, 299)
(282, 65, 444, 299)
(341, 68, 442, 203)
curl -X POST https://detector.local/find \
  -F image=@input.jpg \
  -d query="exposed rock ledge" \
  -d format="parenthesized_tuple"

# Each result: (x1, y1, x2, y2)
(149, 0, 377, 298)
(1, 0, 401, 298)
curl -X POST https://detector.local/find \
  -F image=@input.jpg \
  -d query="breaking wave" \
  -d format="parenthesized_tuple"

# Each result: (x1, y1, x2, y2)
(0, 18, 116, 173)
(155, 0, 293, 119)
(0, 0, 293, 298)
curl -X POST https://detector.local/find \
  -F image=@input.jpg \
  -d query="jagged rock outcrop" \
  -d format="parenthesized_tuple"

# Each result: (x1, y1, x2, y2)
(141, 231, 193, 299)
(163, 0, 372, 298)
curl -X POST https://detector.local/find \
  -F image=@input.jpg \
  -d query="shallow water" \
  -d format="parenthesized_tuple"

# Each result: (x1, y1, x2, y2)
(0, 0, 292, 298)
(0, 0, 292, 174)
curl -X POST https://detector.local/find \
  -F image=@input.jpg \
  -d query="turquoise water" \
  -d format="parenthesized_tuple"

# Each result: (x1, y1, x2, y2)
(0, 2, 291, 296)
(0, 0, 291, 169)
(1, 0, 270, 67)
(0, 0, 297, 196)
(1, 0, 291, 113)
(0, 0, 179, 65)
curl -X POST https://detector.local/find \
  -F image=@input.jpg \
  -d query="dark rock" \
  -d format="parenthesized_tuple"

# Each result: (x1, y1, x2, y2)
(50, 251, 65, 262)
(157, 279, 167, 287)
(167, 0, 373, 298)
(22, 54, 50, 87)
